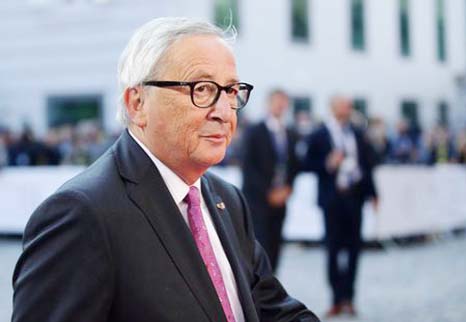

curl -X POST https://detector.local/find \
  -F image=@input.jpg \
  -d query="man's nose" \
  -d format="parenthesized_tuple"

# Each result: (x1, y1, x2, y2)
(209, 91, 235, 122)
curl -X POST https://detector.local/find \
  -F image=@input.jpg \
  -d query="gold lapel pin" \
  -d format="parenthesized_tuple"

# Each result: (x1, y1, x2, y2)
(216, 202, 226, 210)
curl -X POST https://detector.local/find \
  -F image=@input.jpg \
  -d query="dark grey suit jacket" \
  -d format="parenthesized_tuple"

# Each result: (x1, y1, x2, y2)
(12, 130, 319, 322)
(303, 124, 377, 209)
(242, 121, 300, 208)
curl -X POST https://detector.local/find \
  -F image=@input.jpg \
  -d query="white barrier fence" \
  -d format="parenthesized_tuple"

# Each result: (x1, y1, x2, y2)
(1, 165, 466, 240)
(0, 166, 85, 234)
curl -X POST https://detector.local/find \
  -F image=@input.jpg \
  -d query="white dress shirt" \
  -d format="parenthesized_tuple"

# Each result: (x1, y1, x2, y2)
(265, 116, 287, 148)
(325, 116, 362, 190)
(266, 116, 289, 187)
(129, 130, 245, 322)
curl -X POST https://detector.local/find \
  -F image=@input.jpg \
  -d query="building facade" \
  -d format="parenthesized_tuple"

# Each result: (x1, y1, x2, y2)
(0, 0, 465, 135)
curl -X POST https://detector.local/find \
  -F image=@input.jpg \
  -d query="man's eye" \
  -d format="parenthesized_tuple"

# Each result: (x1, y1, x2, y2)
(226, 87, 238, 95)
(195, 84, 214, 93)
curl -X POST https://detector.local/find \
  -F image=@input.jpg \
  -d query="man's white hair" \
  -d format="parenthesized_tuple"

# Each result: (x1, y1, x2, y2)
(117, 17, 236, 126)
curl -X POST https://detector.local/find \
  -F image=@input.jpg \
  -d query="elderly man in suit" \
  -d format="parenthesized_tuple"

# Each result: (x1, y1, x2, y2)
(241, 89, 299, 272)
(12, 17, 320, 322)
(303, 96, 377, 318)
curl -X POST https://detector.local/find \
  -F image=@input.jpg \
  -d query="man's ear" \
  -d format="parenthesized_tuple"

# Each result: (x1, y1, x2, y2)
(123, 86, 147, 128)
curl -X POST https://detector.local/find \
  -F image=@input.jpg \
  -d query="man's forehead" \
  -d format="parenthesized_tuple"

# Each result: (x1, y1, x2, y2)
(166, 35, 231, 60)
(163, 34, 237, 79)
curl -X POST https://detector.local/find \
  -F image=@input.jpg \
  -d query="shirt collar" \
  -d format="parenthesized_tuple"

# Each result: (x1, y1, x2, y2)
(327, 114, 341, 130)
(265, 115, 284, 133)
(128, 129, 201, 205)
(327, 114, 352, 132)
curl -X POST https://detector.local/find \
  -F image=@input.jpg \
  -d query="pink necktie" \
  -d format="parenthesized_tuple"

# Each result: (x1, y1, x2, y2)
(184, 186, 236, 322)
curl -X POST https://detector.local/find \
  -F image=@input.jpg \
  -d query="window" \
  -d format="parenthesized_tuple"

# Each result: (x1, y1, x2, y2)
(353, 98, 367, 117)
(214, 0, 240, 31)
(436, 0, 447, 62)
(351, 0, 365, 50)
(292, 96, 312, 114)
(47, 95, 102, 128)
(401, 100, 419, 127)
(438, 101, 449, 125)
(291, 0, 309, 41)
(399, 0, 411, 56)
(292, 97, 312, 158)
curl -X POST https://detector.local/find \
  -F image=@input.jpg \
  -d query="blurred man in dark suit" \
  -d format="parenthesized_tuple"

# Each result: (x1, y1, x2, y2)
(12, 17, 319, 322)
(302, 96, 377, 317)
(241, 89, 299, 272)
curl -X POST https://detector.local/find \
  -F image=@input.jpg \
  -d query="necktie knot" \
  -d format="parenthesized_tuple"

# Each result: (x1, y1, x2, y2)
(185, 186, 201, 209)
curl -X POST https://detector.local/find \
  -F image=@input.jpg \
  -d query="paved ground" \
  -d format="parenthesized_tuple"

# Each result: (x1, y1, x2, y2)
(2, 234, 466, 322)
(0, 239, 21, 322)
(277, 235, 466, 322)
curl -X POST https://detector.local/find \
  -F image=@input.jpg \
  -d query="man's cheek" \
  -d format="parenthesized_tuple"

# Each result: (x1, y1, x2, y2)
(185, 129, 201, 154)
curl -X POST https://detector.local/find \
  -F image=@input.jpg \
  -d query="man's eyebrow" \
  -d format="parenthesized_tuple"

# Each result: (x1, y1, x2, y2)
(186, 73, 214, 81)
(186, 73, 240, 84)
(226, 77, 240, 84)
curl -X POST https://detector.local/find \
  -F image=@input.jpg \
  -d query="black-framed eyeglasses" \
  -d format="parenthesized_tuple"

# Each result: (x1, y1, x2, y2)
(142, 80, 254, 110)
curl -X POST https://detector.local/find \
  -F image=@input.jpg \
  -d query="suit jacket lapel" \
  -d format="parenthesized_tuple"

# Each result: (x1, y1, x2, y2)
(260, 122, 278, 163)
(201, 177, 260, 322)
(114, 131, 226, 322)
(322, 125, 334, 153)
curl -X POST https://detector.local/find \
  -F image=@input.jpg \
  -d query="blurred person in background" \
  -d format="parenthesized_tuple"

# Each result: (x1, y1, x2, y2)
(367, 117, 391, 165)
(390, 119, 418, 163)
(56, 125, 75, 163)
(349, 109, 368, 130)
(61, 121, 113, 166)
(0, 126, 9, 168)
(302, 96, 377, 318)
(7, 126, 47, 166)
(62, 128, 90, 165)
(7, 125, 63, 166)
(241, 89, 300, 273)
(79, 121, 113, 164)
(294, 110, 314, 161)
(426, 125, 457, 164)
(12, 17, 319, 322)
(457, 128, 466, 164)
(41, 128, 62, 165)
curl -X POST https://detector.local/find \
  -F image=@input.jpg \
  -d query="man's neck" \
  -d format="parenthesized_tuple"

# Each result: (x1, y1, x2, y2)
(332, 115, 349, 127)
(266, 114, 285, 130)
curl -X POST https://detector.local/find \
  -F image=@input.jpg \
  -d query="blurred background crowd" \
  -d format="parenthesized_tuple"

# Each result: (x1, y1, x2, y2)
(1, 114, 465, 168)
(0, 122, 118, 167)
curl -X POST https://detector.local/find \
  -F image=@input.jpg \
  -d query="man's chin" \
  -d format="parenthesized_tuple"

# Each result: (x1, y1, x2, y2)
(206, 155, 226, 167)
(193, 151, 226, 168)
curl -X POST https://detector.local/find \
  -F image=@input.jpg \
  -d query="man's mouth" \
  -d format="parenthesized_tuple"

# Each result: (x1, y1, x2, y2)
(201, 134, 227, 143)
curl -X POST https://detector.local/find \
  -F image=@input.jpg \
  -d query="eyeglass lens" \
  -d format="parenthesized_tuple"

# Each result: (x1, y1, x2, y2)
(192, 82, 250, 108)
